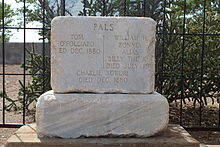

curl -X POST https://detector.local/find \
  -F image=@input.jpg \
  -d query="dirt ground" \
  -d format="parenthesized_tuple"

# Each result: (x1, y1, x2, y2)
(0, 64, 220, 146)
(169, 102, 220, 145)
(0, 65, 34, 146)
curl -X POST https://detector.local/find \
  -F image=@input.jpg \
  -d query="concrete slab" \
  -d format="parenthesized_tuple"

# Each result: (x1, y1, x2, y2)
(5, 123, 200, 147)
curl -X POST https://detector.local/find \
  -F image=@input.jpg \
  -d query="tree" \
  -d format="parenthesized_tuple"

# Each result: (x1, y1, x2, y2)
(78, 0, 124, 16)
(155, 0, 220, 104)
(15, 0, 76, 41)
(0, 2, 14, 42)
(79, 0, 163, 21)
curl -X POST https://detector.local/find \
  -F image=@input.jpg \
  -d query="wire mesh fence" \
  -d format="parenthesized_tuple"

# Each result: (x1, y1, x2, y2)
(0, 0, 220, 131)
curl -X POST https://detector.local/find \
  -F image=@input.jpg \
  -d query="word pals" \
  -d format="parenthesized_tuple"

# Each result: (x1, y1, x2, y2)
(94, 23, 114, 31)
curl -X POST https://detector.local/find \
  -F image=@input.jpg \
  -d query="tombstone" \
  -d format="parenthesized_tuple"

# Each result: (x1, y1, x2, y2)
(36, 16, 169, 138)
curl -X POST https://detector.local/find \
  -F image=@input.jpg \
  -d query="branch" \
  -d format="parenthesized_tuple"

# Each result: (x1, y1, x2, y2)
(38, 0, 55, 19)
(65, 10, 73, 16)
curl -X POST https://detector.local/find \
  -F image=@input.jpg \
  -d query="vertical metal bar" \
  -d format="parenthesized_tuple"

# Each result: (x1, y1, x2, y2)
(83, 0, 86, 16)
(102, 0, 106, 16)
(143, 0, 146, 17)
(160, 0, 166, 94)
(23, 0, 26, 125)
(2, 0, 5, 125)
(94, 0, 97, 16)
(124, 0, 126, 16)
(199, 0, 206, 126)
(42, 0, 46, 93)
(219, 101, 220, 127)
(61, 0, 65, 16)
(180, 0, 187, 126)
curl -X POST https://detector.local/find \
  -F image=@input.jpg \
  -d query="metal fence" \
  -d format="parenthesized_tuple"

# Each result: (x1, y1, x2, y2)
(1, 0, 220, 131)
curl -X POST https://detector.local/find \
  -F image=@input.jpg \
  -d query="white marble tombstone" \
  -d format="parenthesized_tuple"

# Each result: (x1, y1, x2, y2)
(36, 16, 169, 138)
(51, 16, 155, 94)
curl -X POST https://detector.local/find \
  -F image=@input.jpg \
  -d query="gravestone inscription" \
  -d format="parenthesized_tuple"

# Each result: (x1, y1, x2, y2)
(51, 16, 155, 93)
(36, 16, 169, 138)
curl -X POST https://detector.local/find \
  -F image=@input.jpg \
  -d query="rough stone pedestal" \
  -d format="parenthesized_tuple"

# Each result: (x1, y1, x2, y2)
(5, 123, 200, 147)
(36, 90, 169, 138)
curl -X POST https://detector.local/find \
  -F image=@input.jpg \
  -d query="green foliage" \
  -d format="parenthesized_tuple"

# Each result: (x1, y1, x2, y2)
(0, 90, 18, 111)
(78, 0, 124, 16)
(17, 44, 51, 110)
(79, 0, 163, 20)
(0, 44, 51, 111)
(0, 2, 15, 42)
(155, 0, 220, 104)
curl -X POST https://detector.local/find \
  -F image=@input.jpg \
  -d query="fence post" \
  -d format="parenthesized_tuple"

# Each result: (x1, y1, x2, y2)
(61, 0, 65, 16)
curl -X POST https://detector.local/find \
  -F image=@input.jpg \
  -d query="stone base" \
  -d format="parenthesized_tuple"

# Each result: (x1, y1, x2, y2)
(5, 123, 200, 147)
(36, 90, 169, 138)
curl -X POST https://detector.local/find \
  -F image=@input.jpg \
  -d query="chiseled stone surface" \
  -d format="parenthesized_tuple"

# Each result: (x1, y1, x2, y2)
(6, 124, 200, 147)
(36, 90, 169, 138)
(51, 16, 156, 94)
